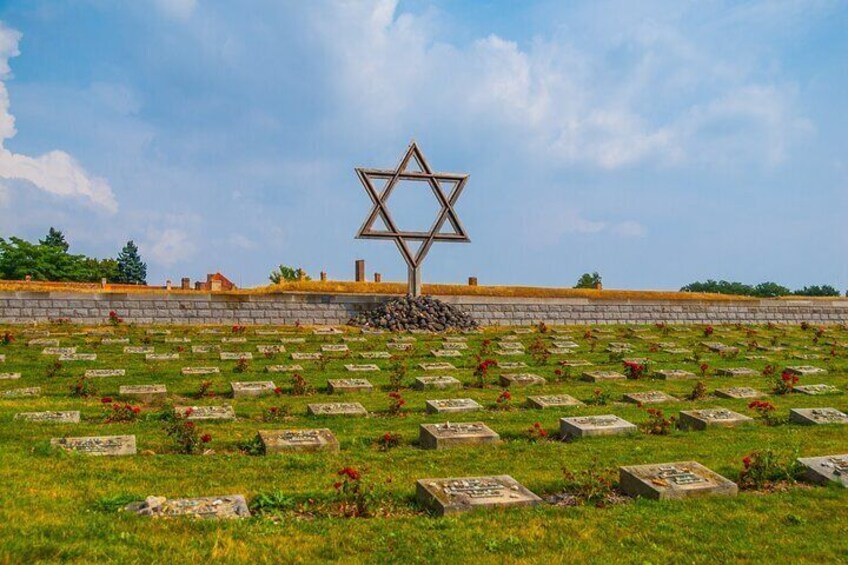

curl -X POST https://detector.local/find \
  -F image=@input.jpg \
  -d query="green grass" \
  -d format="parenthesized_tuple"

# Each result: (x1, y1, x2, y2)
(1, 323, 847, 563)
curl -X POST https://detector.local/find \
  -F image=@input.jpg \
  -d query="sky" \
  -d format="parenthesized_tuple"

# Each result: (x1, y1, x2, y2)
(0, 0, 846, 290)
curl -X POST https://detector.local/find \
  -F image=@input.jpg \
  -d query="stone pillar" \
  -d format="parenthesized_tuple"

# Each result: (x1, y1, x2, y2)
(166, 280, 172, 291)
(355, 260, 366, 282)
(181, 277, 191, 290)
(320, 271, 327, 282)
(468, 277, 478, 287)
(101, 278, 107, 289)
(374, 273, 382, 283)
(408, 266, 421, 297)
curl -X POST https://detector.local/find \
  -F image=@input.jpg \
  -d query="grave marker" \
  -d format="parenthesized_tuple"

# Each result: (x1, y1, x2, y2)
(581, 371, 625, 382)
(796, 454, 848, 487)
(653, 369, 697, 380)
(258, 429, 340, 453)
(84, 369, 125, 378)
(499, 373, 546, 387)
(678, 408, 753, 430)
(15, 411, 80, 423)
(328, 379, 374, 393)
(174, 405, 236, 421)
(416, 475, 542, 516)
(2, 387, 40, 398)
(526, 394, 583, 409)
(231, 381, 276, 398)
(413, 376, 462, 390)
(619, 461, 737, 500)
(560, 415, 637, 438)
(419, 422, 500, 449)
(789, 408, 848, 425)
(623, 391, 678, 404)
(794, 384, 840, 395)
(126, 495, 250, 519)
(181, 366, 220, 376)
(425, 398, 482, 414)
(51, 435, 136, 456)
(307, 402, 368, 417)
(119, 385, 167, 404)
(715, 387, 761, 399)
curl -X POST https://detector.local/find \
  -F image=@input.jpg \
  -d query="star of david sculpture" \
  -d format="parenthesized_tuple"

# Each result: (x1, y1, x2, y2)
(355, 141, 470, 297)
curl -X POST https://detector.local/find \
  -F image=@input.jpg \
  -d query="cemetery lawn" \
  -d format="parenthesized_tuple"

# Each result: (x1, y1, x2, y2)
(1, 323, 848, 563)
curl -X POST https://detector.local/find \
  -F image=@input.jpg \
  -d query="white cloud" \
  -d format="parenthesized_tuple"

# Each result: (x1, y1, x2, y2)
(229, 233, 255, 250)
(612, 221, 647, 238)
(0, 22, 117, 212)
(143, 228, 195, 266)
(153, 0, 197, 21)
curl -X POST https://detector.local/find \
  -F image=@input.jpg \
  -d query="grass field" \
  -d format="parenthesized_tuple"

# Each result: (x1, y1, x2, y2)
(1, 322, 847, 563)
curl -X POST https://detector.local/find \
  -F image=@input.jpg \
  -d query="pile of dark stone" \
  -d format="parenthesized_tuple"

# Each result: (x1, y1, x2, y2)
(348, 295, 478, 332)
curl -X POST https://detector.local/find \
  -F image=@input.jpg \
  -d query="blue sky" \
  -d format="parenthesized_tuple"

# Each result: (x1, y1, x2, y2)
(0, 0, 846, 290)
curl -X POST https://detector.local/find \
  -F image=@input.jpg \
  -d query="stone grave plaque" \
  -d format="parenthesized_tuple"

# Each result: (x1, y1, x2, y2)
(443, 336, 468, 342)
(496, 349, 524, 356)
(794, 384, 840, 396)
(146, 329, 171, 335)
(258, 429, 339, 453)
(441, 342, 468, 350)
(328, 379, 373, 393)
(181, 366, 220, 376)
(126, 495, 249, 519)
(789, 408, 848, 425)
(84, 369, 125, 378)
(343, 364, 380, 373)
(59, 353, 97, 362)
(498, 362, 527, 370)
(419, 422, 500, 450)
(548, 348, 577, 355)
(101, 338, 130, 345)
(2, 387, 40, 398)
(42, 347, 76, 355)
(146, 353, 179, 361)
(526, 394, 583, 409)
(191, 345, 221, 354)
(231, 381, 276, 398)
(663, 347, 692, 355)
(0, 372, 21, 380)
(619, 461, 738, 500)
(321, 344, 350, 353)
(552, 341, 579, 349)
(413, 376, 462, 390)
(701, 341, 734, 353)
(175, 405, 236, 421)
(256, 330, 281, 335)
(499, 373, 546, 387)
(606, 343, 633, 353)
(431, 349, 462, 358)
(200, 329, 223, 335)
(342, 336, 367, 343)
(425, 398, 482, 414)
(360, 351, 391, 359)
(30, 338, 60, 346)
(416, 475, 542, 516)
(221, 337, 247, 344)
(623, 391, 678, 404)
(387, 343, 413, 351)
(419, 363, 457, 371)
(220, 352, 252, 361)
(392, 336, 416, 343)
(653, 369, 697, 380)
(313, 327, 343, 335)
(581, 371, 625, 382)
(124, 346, 154, 354)
(560, 415, 637, 438)
(796, 454, 848, 487)
(678, 408, 752, 431)
(280, 337, 306, 344)
(513, 328, 534, 334)
(307, 402, 368, 417)
(15, 411, 80, 423)
(716, 367, 758, 377)
(265, 364, 303, 373)
(715, 387, 761, 399)
(560, 360, 592, 367)
(51, 435, 136, 456)
(165, 337, 191, 344)
(119, 385, 167, 404)
(292, 352, 322, 361)
(785, 366, 825, 376)
(256, 345, 285, 354)
(498, 342, 524, 350)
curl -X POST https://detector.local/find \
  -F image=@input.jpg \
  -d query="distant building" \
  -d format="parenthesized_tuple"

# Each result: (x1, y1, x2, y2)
(194, 273, 236, 291)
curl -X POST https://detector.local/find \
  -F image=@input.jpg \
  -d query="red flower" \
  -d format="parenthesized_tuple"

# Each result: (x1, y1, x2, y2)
(338, 467, 361, 481)
(274, 387, 283, 395)
(200, 434, 212, 443)
(131, 406, 141, 414)
(742, 456, 752, 469)
(184, 421, 195, 429)
(100, 397, 113, 404)
(333, 481, 343, 490)
(184, 407, 194, 416)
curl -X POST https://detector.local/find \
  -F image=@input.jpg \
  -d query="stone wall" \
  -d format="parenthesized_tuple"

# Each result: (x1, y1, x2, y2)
(1, 291, 847, 326)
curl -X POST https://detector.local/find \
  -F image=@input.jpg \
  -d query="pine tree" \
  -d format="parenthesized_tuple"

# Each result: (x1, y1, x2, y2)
(40, 227, 69, 252)
(116, 241, 147, 285)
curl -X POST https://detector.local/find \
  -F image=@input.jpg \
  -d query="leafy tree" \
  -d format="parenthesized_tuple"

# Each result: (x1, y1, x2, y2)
(793, 285, 840, 297)
(752, 282, 791, 298)
(574, 272, 602, 289)
(681, 280, 755, 295)
(269, 264, 310, 284)
(115, 241, 147, 285)
(0, 236, 115, 282)
(40, 227, 69, 252)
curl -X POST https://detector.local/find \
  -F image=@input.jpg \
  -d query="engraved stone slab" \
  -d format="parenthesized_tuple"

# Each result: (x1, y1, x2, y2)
(623, 391, 678, 404)
(425, 398, 482, 414)
(552, 341, 579, 349)
(547, 347, 576, 355)
(581, 371, 625, 382)
(653, 369, 697, 380)
(280, 337, 306, 344)
(419, 422, 500, 450)
(146, 353, 179, 361)
(2, 387, 40, 398)
(441, 342, 468, 350)
(498, 342, 524, 350)
(498, 361, 528, 369)
(619, 461, 738, 500)
(256, 345, 285, 354)
(342, 336, 366, 343)
(255, 330, 281, 335)
(191, 345, 221, 353)
(292, 352, 322, 361)
(716, 367, 758, 377)
(307, 402, 368, 417)
(181, 366, 220, 376)
(431, 349, 462, 358)
(0, 372, 21, 380)
(119, 385, 167, 403)
(715, 387, 762, 400)
(126, 495, 250, 519)
(313, 327, 343, 335)
(413, 376, 462, 390)
(101, 338, 130, 345)
(419, 363, 456, 371)
(231, 381, 276, 398)
(499, 373, 546, 387)
(443, 336, 468, 342)
(265, 364, 303, 373)
(175, 405, 236, 421)
(84, 369, 125, 378)
(165, 337, 191, 344)
(51, 435, 136, 456)
(42, 347, 76, 355)
(560, 415, 637, 438)
(30, 338, 60, 346)
(416, 475, 542, 516)
(496, 349, 524, 356)
(321, 344, 350, 353)
(702, 341, 736, 353)
(526, 394, 583, 409)
(146, 330, 171, 335)
(15, 411, 80, 423)
(258, 429, 340, 453)
(663, 348, 692, 355)
(221, 337, 247, 344)
(678, 408, 753, 430)
(360, 351, 391, 359)
(560, 360, 592, 367)
(785, 365, 826, 376)
(797, 454, 848, 487)
(789, 408, 848, 425)
(343, 364, 380, 372)
(59, 353, 97, 361)
(124, 346, 154, 354)
(387, 343, 413, 351)
(794, 384, 841, 396)
(220, 352, 252, 361)
(328, 379, 373, 393)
